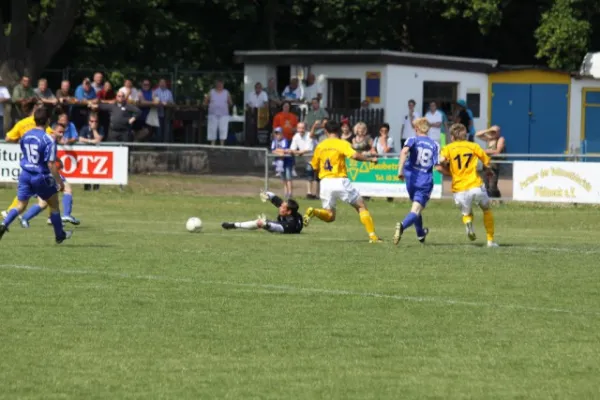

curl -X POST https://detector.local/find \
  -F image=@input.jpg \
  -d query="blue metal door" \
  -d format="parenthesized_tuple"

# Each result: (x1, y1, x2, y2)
(490, 83, 530, 155)
(529, 84, 568, 154)
(583, 91, 600, 153)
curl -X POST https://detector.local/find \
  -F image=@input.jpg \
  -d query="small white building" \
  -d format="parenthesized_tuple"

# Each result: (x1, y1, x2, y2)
(234, 50, 498, 147)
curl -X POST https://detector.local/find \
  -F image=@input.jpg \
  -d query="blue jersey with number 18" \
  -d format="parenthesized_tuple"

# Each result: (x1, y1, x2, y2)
(20, 128, 56, 175)
(403, 136, 439, 187)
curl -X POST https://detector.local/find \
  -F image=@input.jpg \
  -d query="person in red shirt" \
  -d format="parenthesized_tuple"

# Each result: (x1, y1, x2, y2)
(272, 101, 299, 141)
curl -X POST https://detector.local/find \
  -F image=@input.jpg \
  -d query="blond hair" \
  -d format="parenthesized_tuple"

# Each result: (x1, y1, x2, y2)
(450, 123, 468, 141)
(353, 121, 367, 135)
(413, 117, 430, 134)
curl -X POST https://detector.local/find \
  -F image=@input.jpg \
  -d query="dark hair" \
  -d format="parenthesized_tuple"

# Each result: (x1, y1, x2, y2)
(286, 199, 299, 213)
(282, 101, 291, 109)
(311, 97, 319, 103)
(380, 123, 390, 131)
(55, 122, 67, 129)
(324, 120, 340, 135)
(33, 107, 49, 126)
(408, 99, 416, 106)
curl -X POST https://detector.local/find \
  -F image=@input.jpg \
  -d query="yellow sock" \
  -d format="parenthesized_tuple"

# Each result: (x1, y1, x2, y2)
(462, 214, 473, 225)
(7, 196, 19, 212)
(483, 210, 495, 242)
(313, 208, 334, 222)
(359, 210, 376, 236)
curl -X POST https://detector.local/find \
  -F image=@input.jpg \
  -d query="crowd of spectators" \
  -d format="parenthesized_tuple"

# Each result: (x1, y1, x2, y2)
(0, 72, 175, 143)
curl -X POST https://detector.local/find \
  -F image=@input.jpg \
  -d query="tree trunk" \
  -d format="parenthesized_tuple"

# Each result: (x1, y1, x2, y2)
(264, 0, 278, 49)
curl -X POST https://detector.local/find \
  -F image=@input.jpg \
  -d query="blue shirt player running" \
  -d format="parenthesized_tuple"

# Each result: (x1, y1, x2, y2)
(393, 117, 439, 245)
(0, 108, 73, 244)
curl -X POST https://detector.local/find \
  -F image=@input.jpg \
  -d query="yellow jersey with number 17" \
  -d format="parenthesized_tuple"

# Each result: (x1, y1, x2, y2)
(440, 140, 491, 193)
(310, 137, 357, 180)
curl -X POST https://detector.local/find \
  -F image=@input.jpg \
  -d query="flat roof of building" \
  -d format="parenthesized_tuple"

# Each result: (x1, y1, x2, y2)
(233, 50, 499, 73)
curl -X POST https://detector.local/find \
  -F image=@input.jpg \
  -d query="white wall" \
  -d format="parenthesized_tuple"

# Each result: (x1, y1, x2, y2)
(569, 77, 600, 151)
(243, 64, 271, 102)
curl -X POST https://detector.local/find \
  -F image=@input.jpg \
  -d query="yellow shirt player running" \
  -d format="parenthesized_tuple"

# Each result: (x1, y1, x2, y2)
(437, 123, 498, 247)
(302, 120, 382, 243)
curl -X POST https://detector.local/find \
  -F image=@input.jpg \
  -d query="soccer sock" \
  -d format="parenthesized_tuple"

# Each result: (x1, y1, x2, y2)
(313, 208, 334, 222)
(401, 212, 419, 230)
(22, 204, 43, 222)
(359, 210, 376, 236)
(234, 221, 259, 230)
(462, 214, 473, 225)
(483, 210, 495, 242)
(2, 208, 20, 227)
(415, 214, 425, 237)
(50, 211, 65, 238)
(63, 194, 73, 217)
(7, 197, 19, 212)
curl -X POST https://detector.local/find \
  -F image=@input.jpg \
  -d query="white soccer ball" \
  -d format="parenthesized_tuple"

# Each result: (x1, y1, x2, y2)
(186, 217, 203, 232)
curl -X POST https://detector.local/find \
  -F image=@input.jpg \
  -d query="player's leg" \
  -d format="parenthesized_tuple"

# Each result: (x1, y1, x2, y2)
(61, 180, 80, 225)
(477, 187, 498, 247)
(394, 201, 423, 245)
(20, 198, 47, 228)
(283, 166, 293, 199)
(218, 115, 229, 146)
(342, 179, 380, 242)
(222, 214, 266, 231)
(0, 174, 33, 239)
(303, 178, 336, 226)
(207, 115, 218, 146)
(455, 190, 476, 241)
(45, 193, 72, 244)
(305, 163, 315, 199)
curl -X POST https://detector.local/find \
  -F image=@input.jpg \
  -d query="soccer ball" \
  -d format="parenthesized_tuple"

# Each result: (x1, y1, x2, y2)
(186, 217, 203, 232)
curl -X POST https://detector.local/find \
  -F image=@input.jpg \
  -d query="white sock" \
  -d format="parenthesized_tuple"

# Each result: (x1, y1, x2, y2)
(235, 220, 258, 230)
(265, 191, 275, 199)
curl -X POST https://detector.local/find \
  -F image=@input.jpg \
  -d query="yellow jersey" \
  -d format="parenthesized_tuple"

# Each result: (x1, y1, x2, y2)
(5, 116, 53, 141)
(440, 140, 491, 193)
(310, 137, 356, 180)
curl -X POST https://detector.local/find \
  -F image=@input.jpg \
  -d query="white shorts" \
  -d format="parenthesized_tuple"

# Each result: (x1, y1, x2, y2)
(207, 115, 229, 141)
(453, 185, 490, 215)
(319, 178, 361, 209)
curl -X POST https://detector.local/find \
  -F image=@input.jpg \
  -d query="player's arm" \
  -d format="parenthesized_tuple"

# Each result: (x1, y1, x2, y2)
(397, 146, 410, 180)
(5, 122, 22, 142)
(46, 141, 65, 191)
(435, 147, 452, 176)
(259, 190, 283, 207)
(345, 141, 377, 163)
(309, 146, 320, 172)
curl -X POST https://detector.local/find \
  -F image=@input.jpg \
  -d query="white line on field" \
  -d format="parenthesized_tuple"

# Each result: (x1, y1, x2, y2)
(0, 264, 598, 317)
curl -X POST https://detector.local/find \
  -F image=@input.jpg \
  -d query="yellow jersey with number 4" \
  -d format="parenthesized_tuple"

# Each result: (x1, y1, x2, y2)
(310, 137, 357, 180)
(440, 140, 491, 193)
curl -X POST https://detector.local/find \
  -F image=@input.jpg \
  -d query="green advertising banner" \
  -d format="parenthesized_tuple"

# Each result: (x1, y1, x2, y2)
(345, 158, 442, 198)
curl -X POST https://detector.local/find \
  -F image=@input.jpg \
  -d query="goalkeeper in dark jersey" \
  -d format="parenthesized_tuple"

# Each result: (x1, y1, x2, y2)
(221, 191, 303, 234)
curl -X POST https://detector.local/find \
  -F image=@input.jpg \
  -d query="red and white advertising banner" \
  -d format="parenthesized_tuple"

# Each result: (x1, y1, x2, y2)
(0, 144, 129, 185)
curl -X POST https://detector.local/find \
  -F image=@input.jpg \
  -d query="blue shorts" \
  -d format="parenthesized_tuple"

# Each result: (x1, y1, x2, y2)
(280, 165, 293, 181)
(17, 170, 59, 201)
(405, 171, 433, 207)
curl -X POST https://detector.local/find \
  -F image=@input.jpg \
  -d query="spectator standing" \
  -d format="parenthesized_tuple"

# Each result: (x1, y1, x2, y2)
(74, 78, 98, 128)
(303, 73, 322, 104)
(304, 98, 329, 132)
(271, 127, 294, 199)
(79, 112, 105, 191)
(272, 101, 299, 141)
(135, 79, 157, 141)
(265, 78, 282, 111)
(340, 118, 354, 143)
(246, 82, 269, 109)
(55, 80, 74, 103)
(424, 101, 443, 145)
(96, 81, 116, 136)
(92, 72, 104, 93)
(55, 113, 79, 145)
(371, 123, 395, 202)
(89, 91, 141, 141)
(476, 125, 506, 200)
(400, 99, 420, 147)
(34, 78, 58, 108)
(290, 122, 318, 199)
(152, 79, 174, 142)
(12, 76, 37, 119)
(352, 122, 373, 154)
(281, 78, 303, 101)
(119, 79, 139, 103)
(455, 100, 473, 142)
(0, 76, 10, 137)
(204, 79, 232, 146)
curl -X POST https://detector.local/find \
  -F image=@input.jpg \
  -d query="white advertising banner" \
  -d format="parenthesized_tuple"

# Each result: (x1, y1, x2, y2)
(513, 161, 600, 203)
(0, 144, 128, 185)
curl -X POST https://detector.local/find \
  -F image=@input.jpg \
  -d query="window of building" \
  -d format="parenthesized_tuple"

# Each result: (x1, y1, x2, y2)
(466, 92, 481, 118)
(327, 79, 361, 109)
(422, 81, 458, 117)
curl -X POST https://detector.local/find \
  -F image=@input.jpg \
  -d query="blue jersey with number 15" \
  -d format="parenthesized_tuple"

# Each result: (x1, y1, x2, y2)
(403, 136, 439, 187)
(20, 128, 56, 175)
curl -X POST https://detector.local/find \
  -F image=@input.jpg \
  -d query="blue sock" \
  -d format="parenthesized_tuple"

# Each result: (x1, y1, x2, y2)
(22, 204, 43, 222)
(62, 194, 73, 217)
(50, 211, 65, 238)
(2, 208, 20, 227)
(401, 212, 419, 230)
(415, 214, 425, 237)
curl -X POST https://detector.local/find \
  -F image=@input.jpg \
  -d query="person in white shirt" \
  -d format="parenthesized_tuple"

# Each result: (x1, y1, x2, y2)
(281, 78, 303, 101)
(303, 73, 322, 104)
(204, 79, 232, 146)
(424, 101, 443, 145)
(118, 79, 139, 103)
(371, 123, 395, 202)
(246, 82, 269, 109)
(0, 76, 11, 138)
(400, 99, 420, 147)
(290, 122, 318, 199)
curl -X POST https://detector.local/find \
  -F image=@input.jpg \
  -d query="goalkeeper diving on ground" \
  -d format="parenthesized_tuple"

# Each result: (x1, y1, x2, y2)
(221, 190, 303, 234)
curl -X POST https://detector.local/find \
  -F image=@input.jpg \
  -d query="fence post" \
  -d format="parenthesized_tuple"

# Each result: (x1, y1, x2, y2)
(264, 149, 269, 191)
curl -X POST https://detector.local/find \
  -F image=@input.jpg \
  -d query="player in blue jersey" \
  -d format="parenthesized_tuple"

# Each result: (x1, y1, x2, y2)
(0, 108, 73, 244)
(393, 118, 440, 245)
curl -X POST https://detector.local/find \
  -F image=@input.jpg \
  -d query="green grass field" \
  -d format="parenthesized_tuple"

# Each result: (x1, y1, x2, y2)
(1, 176, 599, 399)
